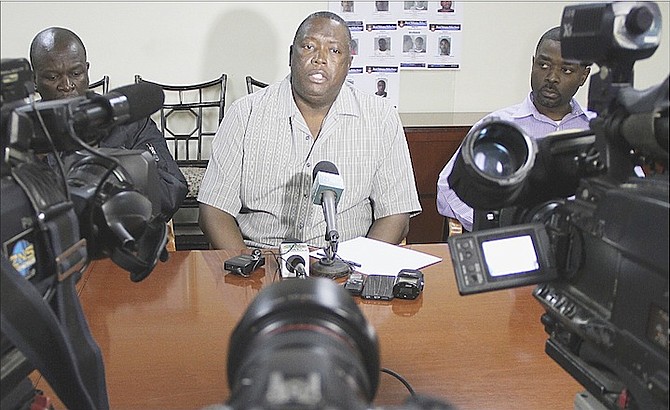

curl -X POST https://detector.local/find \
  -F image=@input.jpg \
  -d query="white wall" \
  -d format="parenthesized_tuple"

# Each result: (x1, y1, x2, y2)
(2, 1, 668, 124)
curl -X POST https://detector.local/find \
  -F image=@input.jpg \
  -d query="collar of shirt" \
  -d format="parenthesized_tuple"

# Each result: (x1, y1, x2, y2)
(516, 92, 594, 126)
(281, 75, 362, 130)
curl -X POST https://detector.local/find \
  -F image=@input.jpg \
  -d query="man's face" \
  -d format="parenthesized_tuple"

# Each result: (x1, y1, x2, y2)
(290, 17, 352, 109)
(415, 37, 424, 49)
(440, 39, 449, 54)
(378, 38, 388, 51)
(33, 41, 89, 101)
(531, 39, 589, 116)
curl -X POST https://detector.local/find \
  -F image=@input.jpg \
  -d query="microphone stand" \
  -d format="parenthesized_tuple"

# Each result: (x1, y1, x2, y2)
(310, 229, 352, 279)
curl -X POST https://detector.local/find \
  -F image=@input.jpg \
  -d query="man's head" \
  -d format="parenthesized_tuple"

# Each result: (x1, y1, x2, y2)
(290, 11, 352, 111)
(377, 80, 386, 92)
(441, 1, 453, 10)
(30, 27, 90, 101)
(530, 27, 590, 120)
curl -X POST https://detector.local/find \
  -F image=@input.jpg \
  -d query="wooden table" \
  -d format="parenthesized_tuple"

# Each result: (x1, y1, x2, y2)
(35, 244, 581, 409)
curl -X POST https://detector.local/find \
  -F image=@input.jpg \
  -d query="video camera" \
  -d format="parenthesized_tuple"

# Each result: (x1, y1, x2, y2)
(1, 58, 168, 409)
(447, 2, 668, 409)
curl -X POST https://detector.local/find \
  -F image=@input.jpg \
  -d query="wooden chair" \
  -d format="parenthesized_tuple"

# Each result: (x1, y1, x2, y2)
(443, 217, 464, 240)
(245, 75, 269, 94)
(88, 75, 109, 94)
(134, 74, 227, 250)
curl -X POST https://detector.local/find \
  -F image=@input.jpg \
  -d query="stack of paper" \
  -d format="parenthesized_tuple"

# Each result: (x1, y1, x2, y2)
(310, 236, 442, 276)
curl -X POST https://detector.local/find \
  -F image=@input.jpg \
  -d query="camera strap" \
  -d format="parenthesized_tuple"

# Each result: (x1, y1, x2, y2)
(1, 160, 109, 409)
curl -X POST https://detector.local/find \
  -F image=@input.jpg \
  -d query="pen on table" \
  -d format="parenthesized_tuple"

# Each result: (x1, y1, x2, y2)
(341, 259, 361, 268)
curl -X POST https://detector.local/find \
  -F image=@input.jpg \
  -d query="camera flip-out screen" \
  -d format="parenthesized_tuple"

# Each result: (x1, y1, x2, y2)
(448, 223, 557, 295)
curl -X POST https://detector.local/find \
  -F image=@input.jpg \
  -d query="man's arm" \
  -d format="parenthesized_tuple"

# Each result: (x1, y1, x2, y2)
(107, 118, 188, 220)
(436, 149, 473, 231)
(366, 213, 410, 245)
(198, 203, 247, 251)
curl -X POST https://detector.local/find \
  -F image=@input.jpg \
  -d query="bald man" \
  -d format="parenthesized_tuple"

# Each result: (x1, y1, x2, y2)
(30, 27, 187, 220)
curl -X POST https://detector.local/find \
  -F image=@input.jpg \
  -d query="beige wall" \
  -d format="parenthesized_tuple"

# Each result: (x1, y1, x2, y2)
(2, 1, 668, 125)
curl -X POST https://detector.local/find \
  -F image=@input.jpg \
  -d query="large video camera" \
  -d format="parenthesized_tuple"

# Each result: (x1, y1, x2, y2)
(1, 58, 168, 409)
(447, 2, 668, 409)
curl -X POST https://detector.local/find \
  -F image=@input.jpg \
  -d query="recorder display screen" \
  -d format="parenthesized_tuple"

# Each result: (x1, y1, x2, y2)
(481, 235, 539, 277)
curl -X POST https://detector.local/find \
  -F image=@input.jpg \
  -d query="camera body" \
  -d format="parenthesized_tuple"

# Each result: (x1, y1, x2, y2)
(1, 58, 167, 409)
(447, 3, 668, 409)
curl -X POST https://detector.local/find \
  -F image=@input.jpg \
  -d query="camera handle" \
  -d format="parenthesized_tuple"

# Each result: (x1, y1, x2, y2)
(1, 257, 109, 410)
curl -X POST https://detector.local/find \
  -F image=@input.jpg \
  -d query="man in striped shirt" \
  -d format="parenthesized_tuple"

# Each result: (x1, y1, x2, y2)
(437, 27, 594, 232)
(198, 11, 421, 250)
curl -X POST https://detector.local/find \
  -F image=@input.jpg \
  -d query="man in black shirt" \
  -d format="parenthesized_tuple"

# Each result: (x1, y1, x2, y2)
(30, 27, 188, 220)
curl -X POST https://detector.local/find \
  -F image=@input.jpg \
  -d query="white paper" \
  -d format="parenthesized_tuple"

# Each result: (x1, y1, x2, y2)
(310, 236, 442, 276)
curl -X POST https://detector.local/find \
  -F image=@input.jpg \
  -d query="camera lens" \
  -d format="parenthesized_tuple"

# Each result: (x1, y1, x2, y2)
(226, 278, 380, 409)
(467, 121, 534, 183)
(448, 120, 537, 210)
(472, 141, 515, 177)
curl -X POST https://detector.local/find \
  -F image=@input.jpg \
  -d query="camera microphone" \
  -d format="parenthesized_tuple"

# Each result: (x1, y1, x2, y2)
(10, 82, 164, 153)
(71, 82, 165, 132)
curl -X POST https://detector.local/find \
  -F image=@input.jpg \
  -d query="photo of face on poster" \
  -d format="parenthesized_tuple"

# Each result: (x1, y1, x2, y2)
(341, 1, 354, 13)
(404, 1, 427, 11)
(439, 36, 451, 56)
(375, 78, 388, 97)
(375, 36, 391, 55)
(413, 35, 426, 53)
(438, 1, 455, 12)
(375, 1, 389, 12)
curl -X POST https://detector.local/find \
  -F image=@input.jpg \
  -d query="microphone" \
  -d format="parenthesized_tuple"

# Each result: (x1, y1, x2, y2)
(279, 241, 310, 278)
(10, 82, 164, 153)
(311, 161, 344, 244)
(309, 161, 351, 279)
(286, 255, 307, 278)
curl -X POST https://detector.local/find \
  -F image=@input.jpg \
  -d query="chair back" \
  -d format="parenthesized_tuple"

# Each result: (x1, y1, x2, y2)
(134, 74, 226, 166)
(89, 75, 109, 94)
(134, 74, 227, 250)
(245, 75, 269, 94)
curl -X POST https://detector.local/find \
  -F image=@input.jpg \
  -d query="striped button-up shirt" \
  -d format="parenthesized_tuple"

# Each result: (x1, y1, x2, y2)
(437, 93, 595, 231)
(198, 76, 421, 248)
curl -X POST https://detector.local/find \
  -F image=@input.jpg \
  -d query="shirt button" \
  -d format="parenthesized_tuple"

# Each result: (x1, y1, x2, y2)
(303, 193, 308, 198)
(306, 162, 311, 168)
(305, 136, 310, 141)
(298, 223, 304, 229)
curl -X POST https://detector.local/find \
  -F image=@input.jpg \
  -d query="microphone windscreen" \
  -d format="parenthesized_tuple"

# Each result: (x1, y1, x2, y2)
(287, 255, 306, 269)
(108, 83, 165, 122)
(313, 160, 339, 180)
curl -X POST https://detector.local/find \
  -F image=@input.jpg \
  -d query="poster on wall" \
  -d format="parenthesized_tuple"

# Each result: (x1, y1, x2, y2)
(331, 1, 463, 108)
(331, 0, 463, 71)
